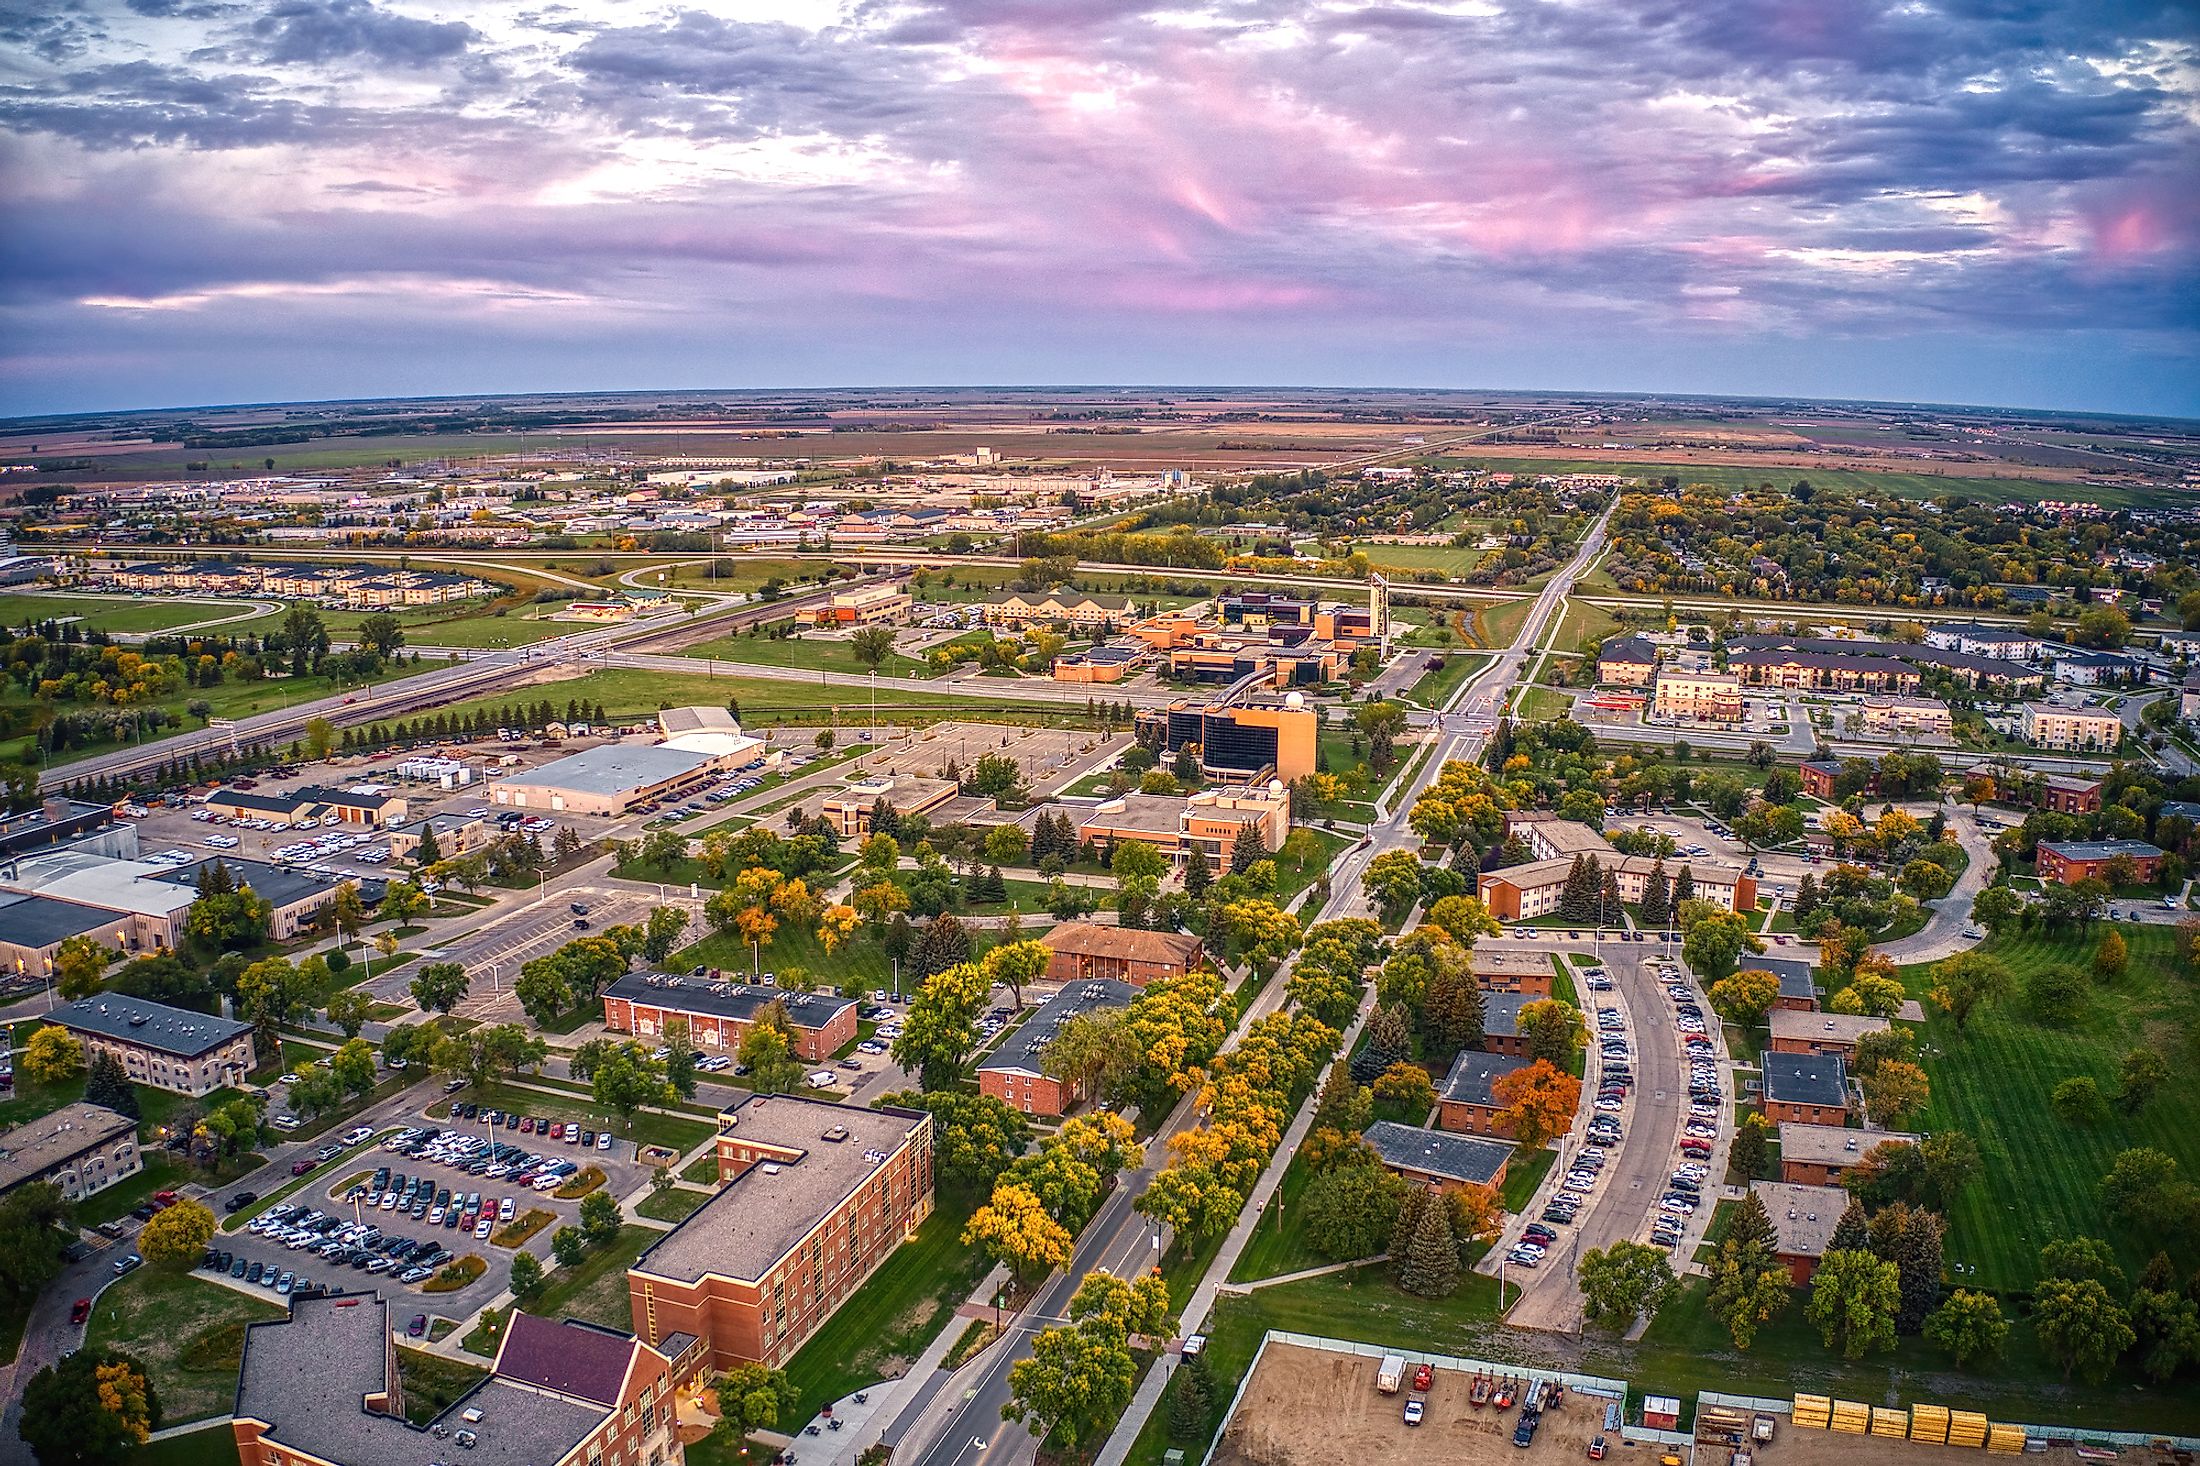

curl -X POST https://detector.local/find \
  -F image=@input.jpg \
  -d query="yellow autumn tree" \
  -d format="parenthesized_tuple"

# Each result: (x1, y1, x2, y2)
(963, 1181, 1072, 1283)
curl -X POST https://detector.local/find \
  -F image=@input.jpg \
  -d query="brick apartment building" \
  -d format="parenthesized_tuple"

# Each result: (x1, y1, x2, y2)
(628, 1095, 934, 1372)
(1361, 1120, 1511, 1194)
(1746, 957, 1819, 1012)
(1752, 1180, 1849, 1284)
(1469, 947, 1556, 996)
(234, 1293, 699, 1466)
(0, 1101, 139, 1203)
(1778, 1123, 1917, 1186)
(1435, 1050, 1531, 1137)
(49, 993, 254, 1097)
(2036, 775, 2105, 815)
(1037, 921, 1204, 987)
(976, 978, 1135, 1116)
(2034, 839, 2164, 886)
(602, 973, 857, 1063)
(1760, 1052, 1850, 1126)
(1767, 1009, 1891, 1059)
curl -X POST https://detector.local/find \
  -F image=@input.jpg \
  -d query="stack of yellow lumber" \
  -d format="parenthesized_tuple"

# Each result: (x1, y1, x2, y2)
(1911, 1405, 1951, 1444)
(1948, 1411, 1990, 1447)
(1831, 1401, 1872, 1435)
(1871, 1408, 1910, 1439)
(1987, 1425, 2027, 1454)
(1793, 1396, 1832, 1430)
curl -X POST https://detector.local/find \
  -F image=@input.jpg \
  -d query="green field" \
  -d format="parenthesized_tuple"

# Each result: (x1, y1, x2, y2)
(682, 629, 930, 678)
(1473, 599, 1532, 650)
(780, 1198, 984, 1425)
(1406, 650, 1491, 708)
(0, 592, 258, 635)
(635, 556, 840, 593)
(86, 1268, 286, 1425)
(1896, 924, 2199, 1292)
(462, 1224, 659, 1356)
(235, 601, 576, 649)
(1418, 455, 2180, 510)
(1351, 541, 1487, 578)
(1551, 597, 1621, 654)
(402, 667, 1090, 733)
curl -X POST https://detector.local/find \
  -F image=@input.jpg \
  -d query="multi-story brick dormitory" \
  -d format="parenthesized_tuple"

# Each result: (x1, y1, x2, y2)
(603, 972, 857, 1063)
(977, 978, 1136, 1116)
(627, 1094, 934, 1373)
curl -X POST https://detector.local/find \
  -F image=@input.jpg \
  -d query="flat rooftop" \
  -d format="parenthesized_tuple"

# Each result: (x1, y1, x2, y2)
(0, 1101, 136, 1192)
(1778, 1122, 1917, 1167)
(0, 891, 115, 950)
(607, 972, 853, 1032)
(1768, 1010, 1891, 1047)
(979, 978, 1136, 1078)
(634, 1094, 929, 1285)
(1752, 1180, 1850, 1259)
(1763, 1051, 1848, 1108)
(493, 742, 713, 796)
(51, 992, 250, 1058)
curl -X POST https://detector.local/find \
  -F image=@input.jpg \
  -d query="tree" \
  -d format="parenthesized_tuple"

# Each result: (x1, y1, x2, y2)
(737, 1005, 805, 1095)
(1362, 850, 1425, 918)
(1370, 1063, 1437, 1124)
(2129, 1286, 2200, 1384)
(1681, 910, 1761, 983)
(552, 1225, 588, 1267)
(136, 1199, 216, 1267)
(2053, 1075, 2110, 1125)
(332, 1036, 378, 1095)
(1888, 1203, 1944, 1334)
(2094, 929, 2129, 982)
(0, 1183, 71, 1302)
(1490, 1060, 1582, 1149)
(281, 601, 328, 676)
(2034, 1277, 2135, 1381)
(1806, 1248, 1901, 1359)
(81, 1050, 137, 1122)
(579, 1189, 622, 1246)
(641, 907, 690, 966)
(331, 881, 368, 950)
(323, 987, 373, 1039)
(886, 1091, 1030, 1195)
(1516, 999, 1586, 1067)
(1707, 1192, 1788, 1348)
(1730, 1112, 1773, 1179)
(849, 625, 898, 670)
(357, 611, 404, 659)
(984, 939, 1049, 1013)
(410, 961, 470, 1017)
(2118, 1047, 2168, 1114)
(1927, 951, 2013, 1033)
(712, 1362, 801, 1450)
(1862, 1059, 1930, 1127)
(1708, 969, 1779, 1028)
(964, 1181, 1072, 1283)
(1299, 1155, 1405, 1262)
(1925, 1290, 2008, 1369)
(22, 1025, 83, 1085)
(911, 912, 973, 980)
(1579, 1240, 1677, 1331)
(53, 935, 111, 1001)
(508, 1249, 545, 1299)
(2026, 965, 2089, 1024)
(1003, 1304, 1139, 1452)
(589, 1043, 672, 1128)
(893, 960, 989, 1090)
(1397, 1184, 1459, 1298)
(19, 1348, 160, 1466)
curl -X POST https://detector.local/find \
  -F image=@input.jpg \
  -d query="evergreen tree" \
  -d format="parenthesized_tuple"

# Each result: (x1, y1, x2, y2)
(1673, 866, 1697, 906)
(1398, 1187, 1460, 1298)
(1893, 1205, 1946, 1335)
(416, 822, 442, 866)
(1640, 859, 1671, 926)
(1352, 1002, 1413, 1084)
(1229, 821, 1263, 875)
(1829, 1196, 1870, 1255)
(1389, 1184, 1429, 1275)
(1727, 1189, 1778, 1254)
(83, 1048, 139, 1120)
(1794, 873, 1821, 924)
(1559, 854, 1592, 921)
(1183, 842, 1212, 900)
(1597, 869, 1623, 927)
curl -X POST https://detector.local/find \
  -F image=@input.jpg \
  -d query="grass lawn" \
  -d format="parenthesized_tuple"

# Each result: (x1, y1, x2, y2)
(1406, 651, 1491, 707)
(0, 592, 252, 635)
(1500, 1146, 1557, 1213)
(1552, 598, 1622, 655)
(682, 1153, 721, 1184)
(636, 1187, 711, 1224)
(1353, 541, 1486, 578)
(1474, 599, 1532, 651)
(428, 1081, 714, 1154)
(1226, 1146, 1324, 1283)
(682, 628, 929, 679)
(1895, 923, 2200, 1293)
(86, 1267, 286, 1425)
(1512, 685, 1572, 721)
(780, 1196, 984, 1425)
(462, 1224, 660, 1357)
(395, 1346, 491, 1424)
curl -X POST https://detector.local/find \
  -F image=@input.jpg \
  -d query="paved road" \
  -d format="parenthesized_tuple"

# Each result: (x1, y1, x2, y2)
(1875, 808, 1994, 965)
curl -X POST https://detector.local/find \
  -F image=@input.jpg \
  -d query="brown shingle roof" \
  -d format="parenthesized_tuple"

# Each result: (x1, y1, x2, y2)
(1038, 921, 1204, 967)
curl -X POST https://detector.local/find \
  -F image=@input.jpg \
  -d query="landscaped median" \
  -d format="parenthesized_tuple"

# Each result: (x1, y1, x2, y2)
(490, 1207, 556, 1248)
(221, 1127, 402, 1232)
(423, 1255, 487, 1293)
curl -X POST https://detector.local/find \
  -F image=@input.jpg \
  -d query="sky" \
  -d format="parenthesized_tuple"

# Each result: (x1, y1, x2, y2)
(2, 0, 2197, 419)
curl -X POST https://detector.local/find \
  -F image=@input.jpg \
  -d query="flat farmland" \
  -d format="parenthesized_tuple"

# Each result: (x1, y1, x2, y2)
(404, 666, 1093, 730)
(229, 600, 575, 648)
(1352, 541, 1488, 578)
(1424, 453, 2175, 508)
(1896, 924, 2200, 1292)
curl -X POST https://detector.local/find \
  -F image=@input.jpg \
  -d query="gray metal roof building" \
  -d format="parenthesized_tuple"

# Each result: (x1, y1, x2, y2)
(1361, 1120, 1511, 1187)
(50, 992, 250, 1059)
(1763, 1051, 1848, 1109)
(978, 978, 1137, 1080)
(495, 743, 714, 796)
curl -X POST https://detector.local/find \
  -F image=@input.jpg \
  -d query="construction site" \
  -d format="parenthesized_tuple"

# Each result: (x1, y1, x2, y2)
(1205, 1336, 2199, 1466)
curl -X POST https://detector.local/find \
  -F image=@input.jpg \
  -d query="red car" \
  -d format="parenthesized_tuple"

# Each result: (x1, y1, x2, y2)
(70, 1298, 90, 1326)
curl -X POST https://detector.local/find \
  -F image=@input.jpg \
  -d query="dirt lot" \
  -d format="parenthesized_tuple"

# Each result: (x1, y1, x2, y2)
(1213, 1342, 1608, 1466)
(1745, 1435, 2150, 1466)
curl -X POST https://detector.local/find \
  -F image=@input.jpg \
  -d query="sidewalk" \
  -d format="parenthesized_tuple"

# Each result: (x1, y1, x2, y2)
(1091, 985, 1381, 1466)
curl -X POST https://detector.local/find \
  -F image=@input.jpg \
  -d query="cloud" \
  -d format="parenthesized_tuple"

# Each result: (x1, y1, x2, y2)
(0, 0, 2193, 415)
(246, 0, 477, 67)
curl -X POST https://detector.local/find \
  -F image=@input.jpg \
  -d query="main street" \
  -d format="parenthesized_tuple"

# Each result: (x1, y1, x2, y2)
(888, 507, 1617, 1466)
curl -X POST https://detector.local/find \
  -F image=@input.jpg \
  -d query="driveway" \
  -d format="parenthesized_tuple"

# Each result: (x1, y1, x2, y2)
(1874, 808, 1993, 965)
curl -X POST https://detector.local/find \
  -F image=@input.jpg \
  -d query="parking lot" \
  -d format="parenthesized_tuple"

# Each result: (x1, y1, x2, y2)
(212, 1094, 667, 1316)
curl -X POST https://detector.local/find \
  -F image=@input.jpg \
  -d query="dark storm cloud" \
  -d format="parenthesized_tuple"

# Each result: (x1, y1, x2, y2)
(247, 0, 477, 67)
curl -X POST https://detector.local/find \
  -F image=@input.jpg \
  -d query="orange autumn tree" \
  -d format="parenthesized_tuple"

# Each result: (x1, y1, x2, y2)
(1491, 1059, 1583, 1148)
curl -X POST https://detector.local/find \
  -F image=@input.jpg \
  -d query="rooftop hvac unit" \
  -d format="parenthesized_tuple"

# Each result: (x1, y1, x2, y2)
(822, 1126, 850, 1143)
(761, 1163, 782, 1175)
